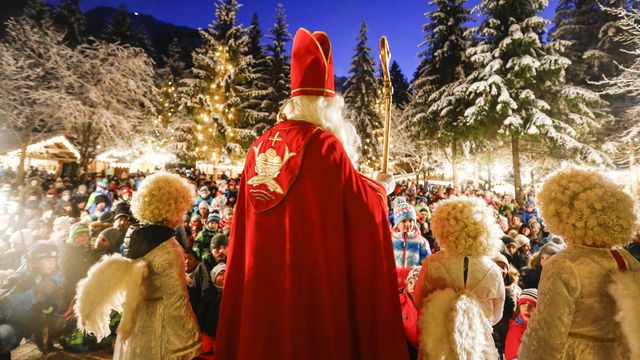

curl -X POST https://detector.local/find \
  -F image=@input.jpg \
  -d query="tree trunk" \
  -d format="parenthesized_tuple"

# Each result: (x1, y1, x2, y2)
(451, 140, 459, 194)
(487, 164, 492, 191)
(511, 135, 523, 206)
(16, 140, 28, 183)
(78, 122, 94, 173)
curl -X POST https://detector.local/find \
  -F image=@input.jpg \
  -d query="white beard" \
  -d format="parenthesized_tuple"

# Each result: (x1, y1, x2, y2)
(281, 95, 361, 164)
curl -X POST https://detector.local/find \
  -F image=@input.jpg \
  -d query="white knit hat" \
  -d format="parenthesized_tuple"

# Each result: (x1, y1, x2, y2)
(514, 234, 530, 249)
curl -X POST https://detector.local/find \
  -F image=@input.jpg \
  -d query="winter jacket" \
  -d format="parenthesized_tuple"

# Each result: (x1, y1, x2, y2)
(505, 315, 527, 360)
(193, 228, 221, 262)
(0, 272, 66, 344)
(399, 292, 419, 348)
(512, 250, 530, 271)
(60, 244, 98, 305)
(193, 196, 212, 213)
(521, 210, 539, 225)
(392, 228, 431, 269)
(493, 282, 522, 355)
(519, 266, 542, 289)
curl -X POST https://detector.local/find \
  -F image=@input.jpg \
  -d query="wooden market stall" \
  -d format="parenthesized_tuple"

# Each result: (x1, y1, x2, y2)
(0, 135, 80, 178)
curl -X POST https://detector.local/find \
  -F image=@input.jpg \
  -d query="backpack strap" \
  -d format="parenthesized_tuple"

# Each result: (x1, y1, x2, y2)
(610, 249, 628, 272)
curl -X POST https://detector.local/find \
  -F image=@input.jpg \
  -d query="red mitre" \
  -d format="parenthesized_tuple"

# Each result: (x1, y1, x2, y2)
(290, 28, 335, 98)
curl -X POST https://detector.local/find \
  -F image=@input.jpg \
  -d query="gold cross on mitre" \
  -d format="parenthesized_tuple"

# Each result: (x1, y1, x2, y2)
(269, 132, 283, 147)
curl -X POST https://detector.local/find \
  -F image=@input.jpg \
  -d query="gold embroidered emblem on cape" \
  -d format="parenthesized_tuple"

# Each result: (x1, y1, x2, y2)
(247, 140, 296, 195)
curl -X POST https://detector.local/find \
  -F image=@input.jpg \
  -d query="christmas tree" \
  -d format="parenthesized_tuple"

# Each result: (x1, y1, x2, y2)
(182, 0, 261, 162)
(406, 0, 472, 191)
(343, 21, 382, 169)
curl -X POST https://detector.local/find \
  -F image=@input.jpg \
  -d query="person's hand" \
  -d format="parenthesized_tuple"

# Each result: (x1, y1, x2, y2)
(374, 172, 396, 195)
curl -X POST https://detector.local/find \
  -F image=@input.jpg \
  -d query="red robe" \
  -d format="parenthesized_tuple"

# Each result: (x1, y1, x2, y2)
(215, 120, 409, 359)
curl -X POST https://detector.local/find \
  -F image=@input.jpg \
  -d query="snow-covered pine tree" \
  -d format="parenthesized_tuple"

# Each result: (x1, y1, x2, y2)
(551, 0, 602, 85)
(265, 4, 292, 124)
(103, 4, 154, 56)
(242, 13, 271, 134)
(405, 0, 471, 191)
(389, 61, 410, 109)
(551, 0, 636, 86)
(465, 0, 608, 203)
(51, 0, 85, 46)
(181, 0, 260, 162)
(596, 6, 640, 142)
(343, 21, 382, 169)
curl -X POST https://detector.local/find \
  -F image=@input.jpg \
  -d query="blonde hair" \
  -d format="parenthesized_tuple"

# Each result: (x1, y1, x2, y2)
(130, 172, 195, 225)
(282, 95, 361, 163)
(430, 196, 502, 257)
(538, 167, 637, 247)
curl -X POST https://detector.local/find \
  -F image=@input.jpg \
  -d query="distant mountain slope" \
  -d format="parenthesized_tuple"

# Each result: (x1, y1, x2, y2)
(85, 6, 200, 67)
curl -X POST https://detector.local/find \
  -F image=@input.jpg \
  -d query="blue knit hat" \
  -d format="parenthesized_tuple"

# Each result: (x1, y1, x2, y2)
(206, 213, 220, 225)
(393, 197, 416, 224)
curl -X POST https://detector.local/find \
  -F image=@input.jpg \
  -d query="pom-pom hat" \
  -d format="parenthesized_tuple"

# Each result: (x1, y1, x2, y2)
(290, 28, 335, 98)
(393, 197, 417, 225)
(518, 288, 538, 306)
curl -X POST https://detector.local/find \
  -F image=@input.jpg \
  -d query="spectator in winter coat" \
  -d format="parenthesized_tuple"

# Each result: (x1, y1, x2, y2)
(501, 236, 517, 264)
(528, 222, 544, 252)
(504, 289, 538, 360)
(521, 202, 539, 226)
(94, 228, 121, 256)
(492, 253, 522, 357)
(512, 235, 531, 271)
(207, 233, 228, 271)
(399, 266, 421, 360)
(61, 223, 98, 305)
(391, 198, 431, 288)
(519, 243, 563, 289)
(193, 186, 212, 214)
(193, 213, 221, 264)
(0, 243, 66, 356)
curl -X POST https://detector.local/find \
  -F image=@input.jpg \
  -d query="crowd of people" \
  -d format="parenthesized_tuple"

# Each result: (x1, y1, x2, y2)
(386, 179, 640, 360)
(0, 167, 239, 359)
(0, 165, 639, 359)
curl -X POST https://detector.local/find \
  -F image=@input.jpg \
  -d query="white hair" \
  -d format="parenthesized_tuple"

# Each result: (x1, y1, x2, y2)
(282, 95, 361, 163)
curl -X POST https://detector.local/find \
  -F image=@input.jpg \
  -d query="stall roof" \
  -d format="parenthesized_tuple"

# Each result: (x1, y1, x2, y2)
(5, 135, 80, 162)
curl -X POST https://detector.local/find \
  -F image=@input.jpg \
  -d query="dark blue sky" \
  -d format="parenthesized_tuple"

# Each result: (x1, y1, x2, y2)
(76, 0, 559, 77)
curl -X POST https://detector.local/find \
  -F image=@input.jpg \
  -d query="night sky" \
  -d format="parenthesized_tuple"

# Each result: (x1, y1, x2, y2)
(74, 0, 559, 77)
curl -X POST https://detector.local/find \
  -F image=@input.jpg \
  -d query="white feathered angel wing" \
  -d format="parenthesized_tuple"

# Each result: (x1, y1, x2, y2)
(74, 253, 147, 342)
(609, 271, 640, 360)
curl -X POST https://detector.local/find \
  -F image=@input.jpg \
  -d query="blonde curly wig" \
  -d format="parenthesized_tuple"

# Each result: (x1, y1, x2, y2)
(431, 196, 502, 257)
(130, 172, 195, 225)
(538, 167, 637, 247)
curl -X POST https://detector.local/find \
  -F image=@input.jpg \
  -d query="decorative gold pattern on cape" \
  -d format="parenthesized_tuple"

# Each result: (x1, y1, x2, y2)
(247, 141, 296, 195)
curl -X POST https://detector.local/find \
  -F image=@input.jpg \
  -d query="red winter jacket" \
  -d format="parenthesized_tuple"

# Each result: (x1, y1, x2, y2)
(399, 292, 419, 348)
(504, 316, 527, 360)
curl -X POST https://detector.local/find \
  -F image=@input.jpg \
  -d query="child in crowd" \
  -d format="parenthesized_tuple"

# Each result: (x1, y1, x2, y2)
(399, 266, 421, 360)
(0, 243, 66, 357)
(391, 198, 431, 288)
(504, 288, 538, 360)
(193, 213, 221, 263)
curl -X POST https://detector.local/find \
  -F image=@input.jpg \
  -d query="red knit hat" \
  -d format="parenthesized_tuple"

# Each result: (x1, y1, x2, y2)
(290, 28, 335, 98)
